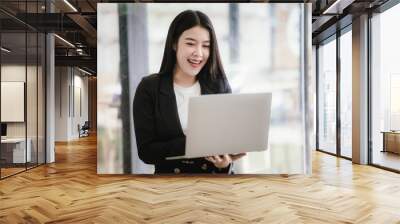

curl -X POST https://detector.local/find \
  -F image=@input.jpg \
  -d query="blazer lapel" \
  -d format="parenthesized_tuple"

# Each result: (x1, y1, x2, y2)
(158, 74, 184, 136)
(158, 74, 215, 136)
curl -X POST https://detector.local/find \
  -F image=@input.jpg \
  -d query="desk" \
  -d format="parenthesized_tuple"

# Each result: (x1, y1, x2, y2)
(1, 138, 31, 163)
(382, 131, 400, 154)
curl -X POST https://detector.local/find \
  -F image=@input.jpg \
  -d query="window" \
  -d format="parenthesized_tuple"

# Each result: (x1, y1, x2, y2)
(371, 3, 400, 171)
(317, 37, 337, 155)
(339, 29, 352, 158)
(0, 1, 47, 179)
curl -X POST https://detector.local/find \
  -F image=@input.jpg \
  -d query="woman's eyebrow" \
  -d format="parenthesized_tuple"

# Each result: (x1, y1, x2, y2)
(184, 37, 210, 43)
(184, 37, 197, 42)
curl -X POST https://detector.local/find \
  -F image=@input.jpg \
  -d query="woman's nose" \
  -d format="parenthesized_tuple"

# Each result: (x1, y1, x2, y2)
(193, 45, 203, 57)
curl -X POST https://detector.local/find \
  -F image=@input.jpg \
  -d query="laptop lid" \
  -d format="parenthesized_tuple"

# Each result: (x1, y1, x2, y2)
(167, 92, 272, 160)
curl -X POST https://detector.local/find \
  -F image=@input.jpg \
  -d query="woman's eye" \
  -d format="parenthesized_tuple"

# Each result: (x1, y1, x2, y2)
(203, 45, 210, 48)
(186, 43, 194, 46)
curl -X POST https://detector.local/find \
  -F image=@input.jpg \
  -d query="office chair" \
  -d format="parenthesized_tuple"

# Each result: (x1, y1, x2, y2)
(79, 121, 90, 138)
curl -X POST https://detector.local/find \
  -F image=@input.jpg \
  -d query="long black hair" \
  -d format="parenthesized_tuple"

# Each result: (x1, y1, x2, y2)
(159, 10, 227, 84)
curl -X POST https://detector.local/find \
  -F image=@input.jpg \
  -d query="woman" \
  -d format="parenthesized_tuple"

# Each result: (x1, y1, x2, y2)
(133, 10, 245, 174)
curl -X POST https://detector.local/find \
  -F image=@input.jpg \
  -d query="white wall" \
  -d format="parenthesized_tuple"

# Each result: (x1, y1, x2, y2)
(1, 65, 38, 137)
(55, 67, 68, 141)
(71, 73, 89, 138)
(55, 67, 89, 141)
(1, 65, 26, 137)
(1, 62, 47, 163)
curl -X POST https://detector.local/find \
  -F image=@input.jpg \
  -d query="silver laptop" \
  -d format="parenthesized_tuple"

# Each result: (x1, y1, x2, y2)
(167, 92, 272, 160)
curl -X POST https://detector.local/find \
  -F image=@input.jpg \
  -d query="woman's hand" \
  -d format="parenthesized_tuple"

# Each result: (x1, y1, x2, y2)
(230, 153, 246, 161)
(205, 153, 246, 169)
(205, 154, 231, 168)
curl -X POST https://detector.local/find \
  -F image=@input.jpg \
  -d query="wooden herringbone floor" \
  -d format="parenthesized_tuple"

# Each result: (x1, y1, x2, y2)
(1, 134, 400, 223)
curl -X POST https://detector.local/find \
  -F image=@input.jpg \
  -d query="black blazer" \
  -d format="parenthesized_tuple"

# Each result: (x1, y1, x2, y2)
(133, 72, 232, 174)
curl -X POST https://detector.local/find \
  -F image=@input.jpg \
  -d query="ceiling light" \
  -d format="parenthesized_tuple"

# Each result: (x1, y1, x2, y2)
(322, 0, 355, 15)
(54, 34, 75, 48)
(1, 47, 11, 53)
(78, 67, 93, 76)
(63, 0, 78, 12)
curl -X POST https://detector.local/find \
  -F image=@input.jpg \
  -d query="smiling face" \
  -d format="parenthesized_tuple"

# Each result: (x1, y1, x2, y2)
(174, 26, 210, 77)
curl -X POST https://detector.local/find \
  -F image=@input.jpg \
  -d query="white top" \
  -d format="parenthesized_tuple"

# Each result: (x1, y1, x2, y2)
(174, 81, 201, 135)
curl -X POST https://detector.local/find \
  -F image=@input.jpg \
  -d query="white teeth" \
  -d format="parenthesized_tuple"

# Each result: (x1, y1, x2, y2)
(188, 59, 201, 64)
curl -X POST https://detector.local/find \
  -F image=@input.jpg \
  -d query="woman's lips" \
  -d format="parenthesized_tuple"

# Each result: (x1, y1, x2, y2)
(188, 59, 202, 68)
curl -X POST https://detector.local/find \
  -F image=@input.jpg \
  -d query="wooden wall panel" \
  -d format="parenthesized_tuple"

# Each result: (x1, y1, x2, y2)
(88, 77, 97, 132)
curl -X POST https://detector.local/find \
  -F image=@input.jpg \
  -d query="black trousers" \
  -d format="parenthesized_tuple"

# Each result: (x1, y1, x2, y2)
(154, 158, 231, 174)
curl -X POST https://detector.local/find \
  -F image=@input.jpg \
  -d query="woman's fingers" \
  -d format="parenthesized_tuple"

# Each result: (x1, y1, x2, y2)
(205, 156, 216, 163)
(205, 154, 239, 169)
(206, 153, 246, 164)
(205, 156, 221, 163)
(214, 155, 222, 163)
(223, 154, 232, 163)
(230, 153, 246, 161)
